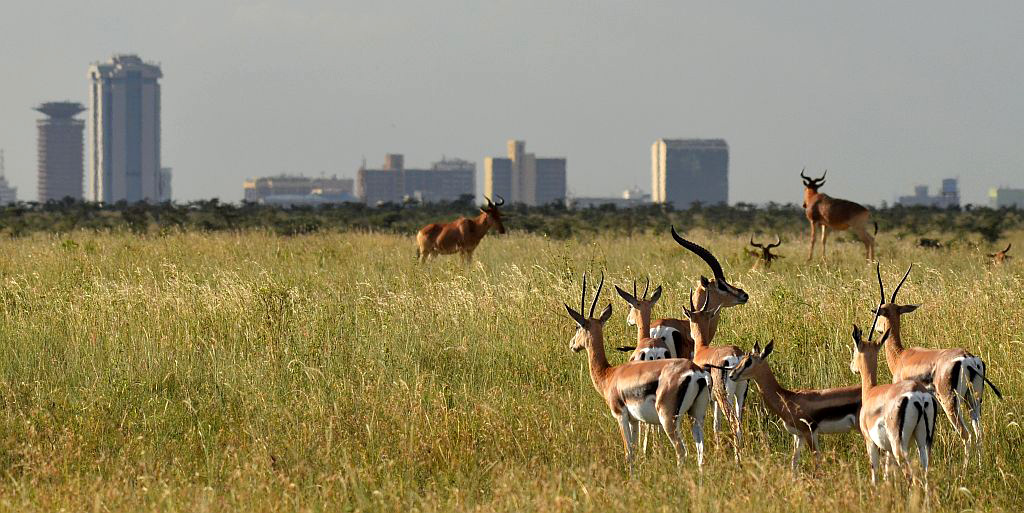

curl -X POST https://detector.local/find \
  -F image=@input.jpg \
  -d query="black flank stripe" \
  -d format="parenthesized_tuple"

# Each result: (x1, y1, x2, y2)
(897, 397, 909, 442)
(674, 375, 693, 420)
(950, 360, 962, 394)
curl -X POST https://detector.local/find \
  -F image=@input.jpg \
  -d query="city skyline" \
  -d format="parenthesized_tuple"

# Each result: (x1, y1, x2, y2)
(1, 2, 1023, 206)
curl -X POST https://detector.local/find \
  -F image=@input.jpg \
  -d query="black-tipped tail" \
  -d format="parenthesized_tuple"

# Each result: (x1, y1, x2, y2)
(873, 221, 879, 236)
(984, 376, 1004, 400)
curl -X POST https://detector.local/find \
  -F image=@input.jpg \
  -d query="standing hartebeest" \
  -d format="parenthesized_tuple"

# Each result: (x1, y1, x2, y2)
(565, 273, 711, 473)
(849, 325, 936, 486)
(746, 235, 784, 270)
(801, 169, 877, 261)
(988, 243, 1012, 265)
(869, 263, 1002, 462)
(416, 196, 506, 264)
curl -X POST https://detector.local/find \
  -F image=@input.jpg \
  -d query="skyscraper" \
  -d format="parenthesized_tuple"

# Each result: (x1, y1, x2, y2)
(35, 101, 85, 202)
(484, 140, 566, 206)
(357, 154, 475, 205)
(651, 139, 728, 208)
(87, 54, 163, 203)
(0, 150, 17, 205)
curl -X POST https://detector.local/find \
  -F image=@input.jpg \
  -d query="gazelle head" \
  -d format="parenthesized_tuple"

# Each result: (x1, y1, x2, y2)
(680, 286, 722, 336)
(850, 324, 890, 374)
(988, 243, 1012, 265)
(868, 263, 919, 337)
(747, 235, 783, 269)
(565, 272, 613, 353)
(481, 195, 507, 234)
(671, 226, 749, 306)
(614, 277, 663, 328)
(729, 340, 774, 382)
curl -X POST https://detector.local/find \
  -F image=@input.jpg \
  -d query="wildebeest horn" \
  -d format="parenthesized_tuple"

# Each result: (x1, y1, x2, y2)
(891, 264, 912, 303)
(1002, 243, 1011, 254)
(768, 235, 782, 249)
(671, 226, 727, 283)
(750, 236, 764, 249)
(589, 272, 604, 318)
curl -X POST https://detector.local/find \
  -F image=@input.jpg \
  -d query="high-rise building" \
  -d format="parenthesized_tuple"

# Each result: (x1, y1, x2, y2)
(484, 140, 566, 206)
(897, 178, 959, 208)
(357, 155, 475, 205)
(87, 54, 163, 203)
(159, 167, 173, 202)
(651, 139, 728, 208)
(989, 187, 1024, 208)
(35, 101, 85, 202)
(244, 174, 355, 205)
(0, 150, 17, 205)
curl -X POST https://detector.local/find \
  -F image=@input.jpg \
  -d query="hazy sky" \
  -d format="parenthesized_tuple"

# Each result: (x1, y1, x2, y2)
(2, 1, 1022, 204)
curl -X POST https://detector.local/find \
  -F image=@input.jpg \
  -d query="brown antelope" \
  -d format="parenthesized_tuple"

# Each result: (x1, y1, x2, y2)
(801, 169, 877, 261)
(416, 195, 506, 264)
(565, 273, 711, 472)
(682, 288, 749, 458)
(850, 325, 936, 486)
(729, 340, 861, 470)
(746, 235, 784, 270)
(869, 264, 1002, 461)
(613, 278, 668, 361)
(988, 243, 1012, 265)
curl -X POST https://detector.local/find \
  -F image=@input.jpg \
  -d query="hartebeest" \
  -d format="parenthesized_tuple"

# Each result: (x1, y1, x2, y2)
(801, 169, 877, 261)
(416, 196, 506, 264)
(682, 288, 749, 458)
(730, 341, 861, 470)
(869, 264, 1002, 461)
(566, 273, 711, 473)
(988, 243, 1012, 265)
(746, 235, 784, 270)
(850, 325, 936, 486)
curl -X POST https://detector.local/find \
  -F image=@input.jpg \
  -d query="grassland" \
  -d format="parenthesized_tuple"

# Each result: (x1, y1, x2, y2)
(0, 229, 1020, 512)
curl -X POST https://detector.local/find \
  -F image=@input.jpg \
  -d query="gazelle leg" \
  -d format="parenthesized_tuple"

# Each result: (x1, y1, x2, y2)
(809, 431, 821, 472)
(659, 411, 686, 467)
(807, 221, 817, 260)
(936, 389, 971, 463)
(867, 441, 880, 485)
(733, 381, 748, 448)
(690, 412, 706, 468)
(617, 413, 635, 476)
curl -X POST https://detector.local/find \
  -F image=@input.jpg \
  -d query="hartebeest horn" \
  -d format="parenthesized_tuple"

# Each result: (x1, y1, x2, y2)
(891, 264, 912, 303)
(494, 195, 505, 207)
(767, 235, 782, 249)
(800, 167, 810, 183)
(589, 272, 604, 318)
(750, 236, 764, 249)
(670, 226, 728, 284)
(1002, 243, 1011, 254)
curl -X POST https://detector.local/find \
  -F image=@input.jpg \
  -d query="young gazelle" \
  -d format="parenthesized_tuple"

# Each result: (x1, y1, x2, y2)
(565, 273, 711, 472)
(729, 341, 861, 470)
(682, 289, 749, 457)
(870, 264, 1003, 461)
(850, 325, 936, 486)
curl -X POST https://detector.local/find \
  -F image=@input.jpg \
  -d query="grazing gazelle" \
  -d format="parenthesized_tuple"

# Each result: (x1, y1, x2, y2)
(801, 169, 877, 261)
(565, 273, 711, 472)
(730, 340, 861, 470)
(746, 235, 784, 270)
(988, 243, 1012, 265)
(682, 288, 749, 458)
(850, 325, 936, 486)
(416, 195, 506, 264)
(870, 264, 1003, 461)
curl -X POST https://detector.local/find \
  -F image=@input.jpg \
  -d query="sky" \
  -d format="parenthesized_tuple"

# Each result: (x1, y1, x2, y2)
(1, 1, 1022, 205)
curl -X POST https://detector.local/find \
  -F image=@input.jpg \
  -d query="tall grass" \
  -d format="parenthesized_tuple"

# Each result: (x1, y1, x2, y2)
(0, 229, 1020, 512)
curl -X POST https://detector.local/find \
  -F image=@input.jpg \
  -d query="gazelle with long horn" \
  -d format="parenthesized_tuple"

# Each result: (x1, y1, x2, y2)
(746, 235, 784, 270)
(416, 195, 506, 264)
(566, 273, 711, 473)
(869, 264, 1002, 461)
(850, 325, 936, 486)
(801, 169, 877, 261)
(729, 340, 861, 471)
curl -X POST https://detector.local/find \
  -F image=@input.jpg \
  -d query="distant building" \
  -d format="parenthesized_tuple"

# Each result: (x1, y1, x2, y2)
(569, 187, 650, 209)
(989, 187, 1024, 208)
(87, 54, 163, 203)
(0, 150, 17, 205)
(244, 174, 355, 205)
(35, 101, 85, 201)
(484, 140, 566, 206)
(651, 139, 728, 208)
(357, 155, 475, 205)
(159, 167, 172, 202)
(897, 178, 959, 208)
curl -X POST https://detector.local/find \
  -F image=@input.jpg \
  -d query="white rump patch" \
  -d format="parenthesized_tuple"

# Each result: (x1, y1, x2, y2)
(649, 326, 679, 358)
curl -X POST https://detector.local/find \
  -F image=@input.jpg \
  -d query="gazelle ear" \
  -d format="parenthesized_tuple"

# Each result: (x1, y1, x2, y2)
(762, 340, 775, 358)
(614, 286, 638, 307)
(700, 275, 711, 287)
(751, 341, 762, 355)
(565, 304, 585, 327)
(598, 304, 613, 323)
(851, 324, 864, 350)
(649, 286, 663, 304)
(899, 304, 920, 314)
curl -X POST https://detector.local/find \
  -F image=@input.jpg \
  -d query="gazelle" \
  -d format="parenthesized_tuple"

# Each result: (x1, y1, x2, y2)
(746, 235, 784, 270)
(801, 169, 877, 261)
(729, 340, 861, 470)
(988, 243, 1012, 265)
(416, 195, 506, 264)
(850, 325, 936, 486)
(869, 264, 1003, 461)
(682, 288, 749, 458)
(565, 273, 711, 472)
(614, 279, 670, 361)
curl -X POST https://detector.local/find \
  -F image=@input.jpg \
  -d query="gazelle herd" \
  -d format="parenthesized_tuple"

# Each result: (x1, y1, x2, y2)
(562, 227, 1004, 489)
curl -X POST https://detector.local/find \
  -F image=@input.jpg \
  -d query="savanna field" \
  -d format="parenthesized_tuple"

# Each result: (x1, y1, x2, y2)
(0, 229, 1021, 512)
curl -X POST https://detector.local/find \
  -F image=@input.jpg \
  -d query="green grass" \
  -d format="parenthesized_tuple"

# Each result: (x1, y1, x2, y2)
(0, 229, 1021, 512)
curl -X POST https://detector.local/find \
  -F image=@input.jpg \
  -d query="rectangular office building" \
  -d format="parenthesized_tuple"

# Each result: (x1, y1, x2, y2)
(651, 139, 728, 208)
